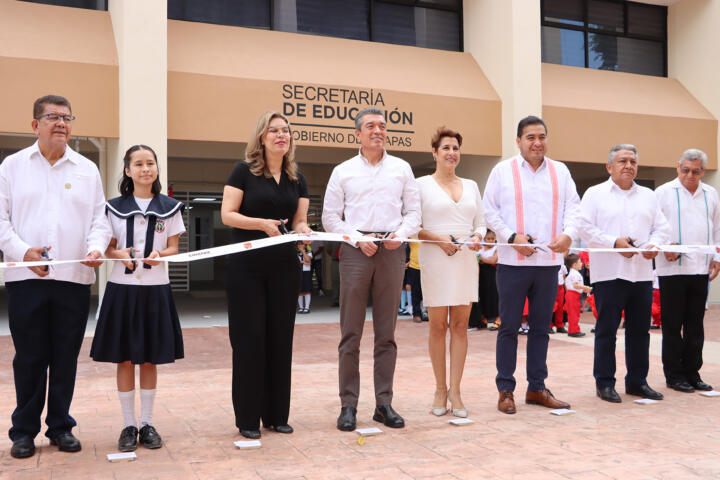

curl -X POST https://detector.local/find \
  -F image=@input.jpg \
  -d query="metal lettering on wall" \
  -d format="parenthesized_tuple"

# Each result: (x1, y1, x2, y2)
(281, 83, 414, 148)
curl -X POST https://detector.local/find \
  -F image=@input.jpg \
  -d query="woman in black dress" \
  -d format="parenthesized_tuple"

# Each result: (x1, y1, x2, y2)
(221, 111, 311, 439)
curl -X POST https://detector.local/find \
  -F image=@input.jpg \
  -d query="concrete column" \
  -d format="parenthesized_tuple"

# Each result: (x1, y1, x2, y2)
(108, 0, 167, 192)
(463, 0, 543, 160)
(668, 0, 720, 302)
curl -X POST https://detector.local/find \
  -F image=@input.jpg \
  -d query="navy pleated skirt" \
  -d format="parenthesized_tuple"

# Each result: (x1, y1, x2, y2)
(90, 282, 184, 364)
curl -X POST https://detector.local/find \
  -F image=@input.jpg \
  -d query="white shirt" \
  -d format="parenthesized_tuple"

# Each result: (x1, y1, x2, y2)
(558, 264, 567, 285)
(655, 178, 720, 277)
(107, 205, 185, 286)
(565, 268, 584, 293)
(0, 141, 112, 284)
(482, 155, 581, 266)
(579, 178, 670, 284)
(322, 149, 421, 242)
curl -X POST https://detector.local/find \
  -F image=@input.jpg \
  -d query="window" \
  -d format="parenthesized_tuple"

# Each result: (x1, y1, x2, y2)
(541, 0, 667, 77)
(18, 0, 107, 10)
(168, 0, 462, 52)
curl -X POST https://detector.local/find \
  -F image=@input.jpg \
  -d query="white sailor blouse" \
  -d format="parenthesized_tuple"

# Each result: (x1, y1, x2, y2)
(106, 194, 185, 286)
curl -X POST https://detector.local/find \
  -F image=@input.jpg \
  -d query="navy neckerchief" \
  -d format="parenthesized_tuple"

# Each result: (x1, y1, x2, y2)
(106, 195, 184, 274)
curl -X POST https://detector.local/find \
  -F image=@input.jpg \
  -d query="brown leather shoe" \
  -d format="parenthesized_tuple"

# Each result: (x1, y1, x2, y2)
(497, 390, 516, 414)
(525, 388, 570, 409)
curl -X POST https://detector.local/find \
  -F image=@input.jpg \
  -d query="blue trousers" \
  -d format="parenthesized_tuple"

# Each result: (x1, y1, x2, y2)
(495, 265, 559, 392)
(6, 279, 90, 441)
(593, 279, 652, 389)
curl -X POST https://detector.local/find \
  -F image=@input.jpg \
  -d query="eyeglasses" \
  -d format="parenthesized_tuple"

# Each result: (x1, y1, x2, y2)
(680, 167, 704, 175)
(267, 127, 290, 136)
(36, 113, 76, 124)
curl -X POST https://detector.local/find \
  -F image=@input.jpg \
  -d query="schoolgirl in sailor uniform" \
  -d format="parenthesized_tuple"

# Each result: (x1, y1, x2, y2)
(90, 145, 185, 453)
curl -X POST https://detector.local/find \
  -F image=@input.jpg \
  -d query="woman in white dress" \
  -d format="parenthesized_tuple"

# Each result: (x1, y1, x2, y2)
(418, 127, 485, 417)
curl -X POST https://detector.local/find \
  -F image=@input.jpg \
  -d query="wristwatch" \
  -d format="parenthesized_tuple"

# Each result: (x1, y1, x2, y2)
(508, 233, 517, 245)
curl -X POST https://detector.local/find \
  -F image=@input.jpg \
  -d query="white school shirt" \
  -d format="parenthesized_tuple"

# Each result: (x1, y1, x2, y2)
(0, 141, 112, 284)
(107, 199, 185, 286)
(558, 264, 567, 285)
(322, 149, 421, 242)
(579, 178, 670, 284)
(482, 155, 581, 266)
(655, 178, 720, 277)
(301, 250, 312, 272)
(564, 268, 584, 293)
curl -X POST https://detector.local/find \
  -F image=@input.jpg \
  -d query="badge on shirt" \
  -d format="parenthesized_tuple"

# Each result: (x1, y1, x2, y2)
(155, 219, 165, 233)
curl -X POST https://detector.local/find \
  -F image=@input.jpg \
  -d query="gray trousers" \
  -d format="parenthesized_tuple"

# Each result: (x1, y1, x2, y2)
(338, 244, 405, 407)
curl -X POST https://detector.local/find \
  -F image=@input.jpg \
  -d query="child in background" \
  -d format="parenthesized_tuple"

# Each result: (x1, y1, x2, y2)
(480, 230, 501, 331)
(550, 262, 568, 334)
(651, 269, 661, 329)
(399, 243, 411, 316)
(297, 242, 313, 313)
(564, 254, 592, 337)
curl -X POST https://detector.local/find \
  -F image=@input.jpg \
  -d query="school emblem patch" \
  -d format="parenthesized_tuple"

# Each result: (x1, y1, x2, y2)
(155, 219, 166, 233)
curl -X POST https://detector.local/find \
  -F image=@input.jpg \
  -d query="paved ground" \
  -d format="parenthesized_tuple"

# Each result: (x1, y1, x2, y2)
(1, 293, 720, 479)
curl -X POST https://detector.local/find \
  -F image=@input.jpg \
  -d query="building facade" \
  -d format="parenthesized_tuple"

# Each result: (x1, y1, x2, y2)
(1, 0, 718, 299)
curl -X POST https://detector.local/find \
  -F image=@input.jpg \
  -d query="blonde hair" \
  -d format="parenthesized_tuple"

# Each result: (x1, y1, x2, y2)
(245, 111, 298, 181)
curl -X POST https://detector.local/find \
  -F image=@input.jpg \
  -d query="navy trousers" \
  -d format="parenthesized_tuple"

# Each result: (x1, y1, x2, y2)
(6, 279, 90, 441)
(495, 265, 559, 392)
(593, 279, 652, 389)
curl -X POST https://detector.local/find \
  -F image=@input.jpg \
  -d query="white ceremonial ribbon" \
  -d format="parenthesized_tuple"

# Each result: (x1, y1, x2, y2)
(0, 232, 718, 269)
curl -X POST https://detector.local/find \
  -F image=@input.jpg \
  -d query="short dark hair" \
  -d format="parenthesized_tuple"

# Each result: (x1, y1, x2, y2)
(564, 253, 581, 270)
(119, 145, 162, 197)
(354, 107, 384, 130)
(33, 94, 72, 119)
(516, 115, 547, 138)
(431, 127, 463, 150)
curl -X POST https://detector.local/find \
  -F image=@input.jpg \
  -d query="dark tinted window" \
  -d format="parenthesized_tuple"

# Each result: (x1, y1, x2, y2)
(296, 0, 369, 41)
(168, 0, 461, 52)
(168, 0, 270, 28)
(542, 27, 585, 67)
(19, 0, 107, 9)
(541, 0, 666, 77)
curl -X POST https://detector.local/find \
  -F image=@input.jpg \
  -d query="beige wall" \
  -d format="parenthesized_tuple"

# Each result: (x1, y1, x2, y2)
(668, 0, 720, 302)
(464, 0, 543, 159)
(0, 1, 118, 138)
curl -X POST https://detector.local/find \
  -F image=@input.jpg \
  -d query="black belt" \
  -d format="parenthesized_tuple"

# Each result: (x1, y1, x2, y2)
(358, 231, 391, 236)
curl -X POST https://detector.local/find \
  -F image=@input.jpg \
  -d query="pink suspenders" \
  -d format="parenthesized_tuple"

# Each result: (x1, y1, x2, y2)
(510, 157, 559, 261)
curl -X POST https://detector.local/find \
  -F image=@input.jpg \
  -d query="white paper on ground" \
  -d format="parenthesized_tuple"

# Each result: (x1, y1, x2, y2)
(633, 399, 659, 404)
(549, 408, 576, 416)
(449, 418, 474, 425)
(234, 440, 262, 449)
(107, 452, 137, 462)
(355, 427, 383, 436)
(700, 390, 720, 397)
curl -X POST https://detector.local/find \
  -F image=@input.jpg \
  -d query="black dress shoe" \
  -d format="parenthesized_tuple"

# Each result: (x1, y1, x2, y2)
(597, 387, 622, 403)
(239, 429, 261, 439)
(372, 405, 405, 428)
(272, 425, 294, 434)
(626, 384, 663, 400)
(568, 332, 586, 337)
(50, 432, 82, 452)
(10, 437, 35, 459)
(337, 406, 357, 431)
(556, 327, 568, 333)
(690, 379, 713, 391)
(666, 380, 695, 393)
(118, 426, 138, 452)
(139, 425, 163, 449)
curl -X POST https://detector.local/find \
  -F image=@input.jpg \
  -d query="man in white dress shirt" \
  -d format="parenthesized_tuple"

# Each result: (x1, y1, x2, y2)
(0, 95, 111, 458)
(656, 149, 720, 393)
(483, 116, 580, 414)
(322, 107, 421, 431)
(580, 144, 670, 403)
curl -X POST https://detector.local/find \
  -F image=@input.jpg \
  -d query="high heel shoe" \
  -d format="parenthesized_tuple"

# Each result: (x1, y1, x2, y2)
(451, 407, 468, 418)
(431, 388, 448, 416)
(430, 406, 448, 416)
